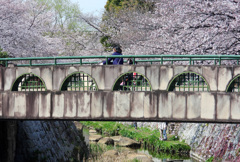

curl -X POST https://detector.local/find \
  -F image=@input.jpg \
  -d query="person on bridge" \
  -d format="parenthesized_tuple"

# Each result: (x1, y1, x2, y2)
(102, 46, 124, 65)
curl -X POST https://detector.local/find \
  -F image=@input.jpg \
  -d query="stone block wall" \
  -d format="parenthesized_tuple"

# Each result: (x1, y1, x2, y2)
(0, 121, 17, 162)
(178, 123, 240, 161)
(15, 121, 88, 162)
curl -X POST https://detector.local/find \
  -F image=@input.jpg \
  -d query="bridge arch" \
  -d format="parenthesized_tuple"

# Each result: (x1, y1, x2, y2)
(167, 71, 210, 91)
(112, 71, 152, 91)
(226, 75, 240, 92)
(11, 73, 47, 91)
(60, 72, 98, 91)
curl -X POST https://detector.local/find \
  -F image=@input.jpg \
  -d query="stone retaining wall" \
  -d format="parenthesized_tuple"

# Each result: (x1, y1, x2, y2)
(14, 121, 87, 161)
(0, 121, 17, 162)
(178, 123, 240, 161)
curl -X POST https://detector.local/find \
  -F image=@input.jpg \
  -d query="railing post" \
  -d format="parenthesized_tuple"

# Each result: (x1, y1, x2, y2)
(133, 57, 135, 65)
(80, 59, 82, 65)
(238, 59, 239, 65)
(161, 56, 163, 64)
(214, 59, 216, 65)
(189, 58, 192, 65)
(54, 58, 57, 65)
(219, 57, 221, 65)
(5, 60, 8, 67)
(106, 57, 108, 65)
(29, 60, 32, 66)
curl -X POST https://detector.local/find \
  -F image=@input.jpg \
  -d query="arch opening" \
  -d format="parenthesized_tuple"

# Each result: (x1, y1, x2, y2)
(11, 73, 46, 91)
(226, 75, 240, 92)
(112, 72, 151, 91)
(61, 72, 98, 91)
(168, 72, 209, 92)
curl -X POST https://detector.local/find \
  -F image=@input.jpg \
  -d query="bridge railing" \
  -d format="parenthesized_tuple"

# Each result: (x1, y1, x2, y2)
(0, 55, 240, 67)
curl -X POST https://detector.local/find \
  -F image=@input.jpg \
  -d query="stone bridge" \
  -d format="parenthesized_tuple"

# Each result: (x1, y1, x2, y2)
(1, 64, 240, 123)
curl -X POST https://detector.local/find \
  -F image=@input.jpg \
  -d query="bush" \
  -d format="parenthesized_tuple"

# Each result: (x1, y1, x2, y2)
(0, 48, 8, 66)
(80, 121, 191, 155)
(206, 156, 214, 162)
(168, 135, 179, 141)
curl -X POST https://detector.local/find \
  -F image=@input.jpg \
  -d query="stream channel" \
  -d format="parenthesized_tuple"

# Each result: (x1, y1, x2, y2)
(82, 126, 197, 162)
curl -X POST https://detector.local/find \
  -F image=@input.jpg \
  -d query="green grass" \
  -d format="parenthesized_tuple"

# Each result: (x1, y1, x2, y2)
(206, 156, 214, 162)
(80, 121, 191, 155)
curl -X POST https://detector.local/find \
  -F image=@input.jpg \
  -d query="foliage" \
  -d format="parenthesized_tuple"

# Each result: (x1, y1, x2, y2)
(0, 48, 8, 66)
(100, 36, 116, 51)
(104, 0, 154, 13)
(0, 48, 8, 58)
(80, 121, 191, 154)
(146, 149, 190, 160)
(206, 156, 214, 162)
(81, 121, 122, 136)
(168, 135, 179, 141)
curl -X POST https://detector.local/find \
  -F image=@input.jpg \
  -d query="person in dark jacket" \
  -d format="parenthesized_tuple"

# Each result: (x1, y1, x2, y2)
(103, 46, 123, 65)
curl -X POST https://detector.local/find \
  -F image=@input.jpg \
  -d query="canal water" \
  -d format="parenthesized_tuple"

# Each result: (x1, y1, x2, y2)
(82, 126, 197, 162)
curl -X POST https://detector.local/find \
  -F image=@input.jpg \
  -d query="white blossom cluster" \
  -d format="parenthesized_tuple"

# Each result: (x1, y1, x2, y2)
(102, 0, 240, 56)
(0, 0, 106, 58)
(1, 0, 239, 58)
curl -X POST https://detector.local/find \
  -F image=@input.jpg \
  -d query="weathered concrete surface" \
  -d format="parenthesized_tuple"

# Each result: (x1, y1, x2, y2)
(0, 91, 240, 123)
(2, 65, 240, 91)
(1, 65, 240, 122)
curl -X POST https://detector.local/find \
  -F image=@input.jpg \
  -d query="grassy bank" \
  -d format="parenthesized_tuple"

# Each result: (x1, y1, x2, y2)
(80, 121, 190, 155)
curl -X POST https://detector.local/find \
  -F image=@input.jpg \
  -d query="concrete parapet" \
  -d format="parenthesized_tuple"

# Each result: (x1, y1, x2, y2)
(218, 67, 232, 91)
(77, 92, 91, 118)
(130, 92, 144, 118)
(4, 68, 16, 91)
(187, 93, 201, 119)
(159, 66, 173, 90)
(1, 65, 240, 123)
(217, 94, 230, 120)
(201, 93, 215, 120)
(158, 92, 173, 119)
(53, 67, 66, 91)
(146, 66, 159, 90)
(0, 91, 239, 123)
(231, 94, 240, 120)
(172, 93, 186, 119)
(202, 66, 218, 91)
(1, 65, 240, 91)
(39, 92, 51, 118)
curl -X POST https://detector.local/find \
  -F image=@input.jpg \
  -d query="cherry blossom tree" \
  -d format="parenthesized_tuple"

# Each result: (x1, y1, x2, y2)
(0, 0, 106, 58)
(2, 0, 239, 58)
(0, 0, 61, 57)
(101, 0, 240, 56)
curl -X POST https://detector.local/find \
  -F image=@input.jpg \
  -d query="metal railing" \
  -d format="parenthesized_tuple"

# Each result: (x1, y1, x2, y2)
(12, 73, 46, 91)
(168, 72, 209, 92)
(112, 72, 152, 91)
(61, 72, 98, 91)
(1, 55, 240, 67)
